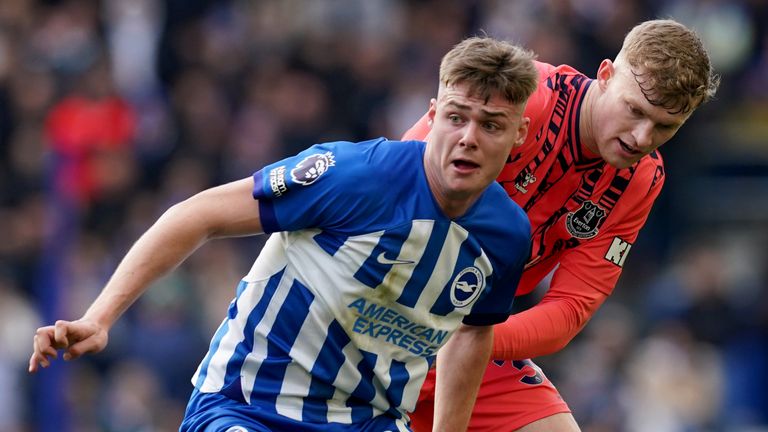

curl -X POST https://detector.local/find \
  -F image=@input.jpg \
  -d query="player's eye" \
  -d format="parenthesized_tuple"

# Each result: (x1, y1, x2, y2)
(657, 123, 676, 131)
(448, 114, 463, 124)
(483, 122, 500, 132)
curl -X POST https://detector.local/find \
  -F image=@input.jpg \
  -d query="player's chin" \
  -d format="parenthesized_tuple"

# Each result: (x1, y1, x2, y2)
(605, 152, 642, 169)
(445, 177, 485, 196)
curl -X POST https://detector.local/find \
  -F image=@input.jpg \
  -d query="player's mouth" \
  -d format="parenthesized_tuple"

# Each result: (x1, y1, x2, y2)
(452, 159, 480, 173)
(617, 139, 641, 155)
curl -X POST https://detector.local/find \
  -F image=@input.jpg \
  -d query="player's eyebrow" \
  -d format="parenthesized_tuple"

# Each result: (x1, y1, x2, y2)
(628, 97, 683, 129)
(445, 101, 509, 118)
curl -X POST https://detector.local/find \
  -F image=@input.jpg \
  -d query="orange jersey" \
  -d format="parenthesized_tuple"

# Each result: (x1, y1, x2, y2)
(404, 61, 665, 359)
(403, 61, 664, 298)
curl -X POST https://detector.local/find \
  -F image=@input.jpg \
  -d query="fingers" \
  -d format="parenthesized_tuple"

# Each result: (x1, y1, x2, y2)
(63, 336, 101, 361)
(29, 326, 58, 373)
(29, 347, 56, 372)
(53, 320, 71, 349)
(29, 320, 107, 373)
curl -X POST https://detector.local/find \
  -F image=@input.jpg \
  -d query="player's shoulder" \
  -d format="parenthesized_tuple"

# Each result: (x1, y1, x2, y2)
(525, 61, 588, 120)
(337, 137, 422, 162)
(464, 184, 531, 271)
(317, 138, 426, 199)
(363, 138, 424, 182)
(475, 183, 531, 239)
(633, 149, 666, 192)
(604, 150, 666, 208)
(534, 60, 585, 81)
(321, 137, 423, 173)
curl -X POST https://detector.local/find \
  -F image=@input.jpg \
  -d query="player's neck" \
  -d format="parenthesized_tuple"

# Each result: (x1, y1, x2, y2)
(423, 159, 478, 219)
(429, 183, 478, 220)
(579, 82, 600, 157)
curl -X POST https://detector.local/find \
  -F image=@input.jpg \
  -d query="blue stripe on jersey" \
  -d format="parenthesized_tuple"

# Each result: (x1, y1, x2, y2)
(214, 271, 283, 402)
(250, 279, 315, 409)
(429, 242, 484, 316)
(348, 350, 378, 422)
(312, 230, 349, 256)
(302, 319, 352, 422)
(384, 359, 409, 419)
(395, 220, 451, 307)
(193, 282, 249, 389)
(353, 224, 411, 289)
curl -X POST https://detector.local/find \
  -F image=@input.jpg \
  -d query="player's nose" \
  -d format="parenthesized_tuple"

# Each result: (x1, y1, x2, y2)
(459, 122, 480, 149)
(632, 120, 654, 150)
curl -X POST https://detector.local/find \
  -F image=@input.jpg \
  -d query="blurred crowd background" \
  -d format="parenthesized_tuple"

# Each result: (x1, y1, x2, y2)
(1, 0, 766, 431)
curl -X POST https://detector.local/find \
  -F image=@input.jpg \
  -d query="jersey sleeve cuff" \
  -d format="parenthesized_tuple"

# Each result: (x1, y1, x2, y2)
(252, 170, 281, 233)
(462, 313, 510, 327)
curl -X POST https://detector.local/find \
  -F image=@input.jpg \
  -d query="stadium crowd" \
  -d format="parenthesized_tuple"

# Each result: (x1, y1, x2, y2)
(1, 0, 767, 431)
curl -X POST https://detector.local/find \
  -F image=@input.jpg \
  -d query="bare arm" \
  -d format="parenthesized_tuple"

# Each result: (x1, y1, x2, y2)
(30, 177, 262, 372)
(433, 324, 493, 432)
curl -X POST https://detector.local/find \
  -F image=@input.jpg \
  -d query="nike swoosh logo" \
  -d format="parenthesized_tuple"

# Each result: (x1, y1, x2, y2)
(376, 252, 415, 266)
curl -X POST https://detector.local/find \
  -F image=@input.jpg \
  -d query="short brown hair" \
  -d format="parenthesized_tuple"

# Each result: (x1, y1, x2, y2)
(439, 37, 538, 105)
(620, 19, 720, 114)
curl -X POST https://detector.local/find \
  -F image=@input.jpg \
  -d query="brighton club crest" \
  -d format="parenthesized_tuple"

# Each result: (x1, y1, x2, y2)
(450, 266, 485, 308)
(290, 152, 336, 186)
(565, 200, 606, 239)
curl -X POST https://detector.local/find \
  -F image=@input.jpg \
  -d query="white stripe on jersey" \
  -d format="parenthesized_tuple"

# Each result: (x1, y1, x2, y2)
(369, 352, 397, 413)
(240, 268, 300, 404)
(275, 299, 335, 420)
(413, 221, 468, 316)
(192, 233, 295, 392)
(190, 314, 228, 392)
(400, 356, 431, 413)
(327, 342, 364, 423)
(193, 276, 277, 393)
(374, 220, 433, 295)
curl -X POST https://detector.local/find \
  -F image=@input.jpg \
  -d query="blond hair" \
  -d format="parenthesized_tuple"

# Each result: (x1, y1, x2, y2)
(620, 19, 720, 114)
(439, 37, 538, 105)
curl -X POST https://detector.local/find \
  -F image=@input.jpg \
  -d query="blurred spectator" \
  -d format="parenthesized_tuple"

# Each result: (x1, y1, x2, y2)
(3, 0, 766, 430)
(44, 54, 137, 212)
(551, 303, 638, 432)
(0, 273, 40, 432)
(625, 323, 723, 432)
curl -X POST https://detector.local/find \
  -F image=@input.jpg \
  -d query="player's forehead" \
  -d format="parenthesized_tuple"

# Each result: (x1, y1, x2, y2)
(437, 83, 520, 117)
(614, 66, 690, 124)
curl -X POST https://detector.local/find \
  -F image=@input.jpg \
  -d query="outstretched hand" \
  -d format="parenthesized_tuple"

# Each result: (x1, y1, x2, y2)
(29, 319, 109, 373)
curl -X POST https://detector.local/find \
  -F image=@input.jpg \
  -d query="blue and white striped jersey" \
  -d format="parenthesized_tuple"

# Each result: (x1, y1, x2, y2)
(190, 138, 530, 425)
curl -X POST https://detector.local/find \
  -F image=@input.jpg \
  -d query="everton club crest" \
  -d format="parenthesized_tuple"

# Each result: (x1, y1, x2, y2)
(565, 200, 606, 239)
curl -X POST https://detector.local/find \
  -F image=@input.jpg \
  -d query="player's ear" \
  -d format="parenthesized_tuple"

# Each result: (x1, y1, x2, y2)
(514, 116, 530, 148)
(427, 98, 437, 128)
(596, 59, 614, 91)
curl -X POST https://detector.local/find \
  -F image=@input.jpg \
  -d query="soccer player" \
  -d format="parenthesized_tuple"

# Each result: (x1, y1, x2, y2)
(403, 19, 720, 431)
(29, 37, 538, 432)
